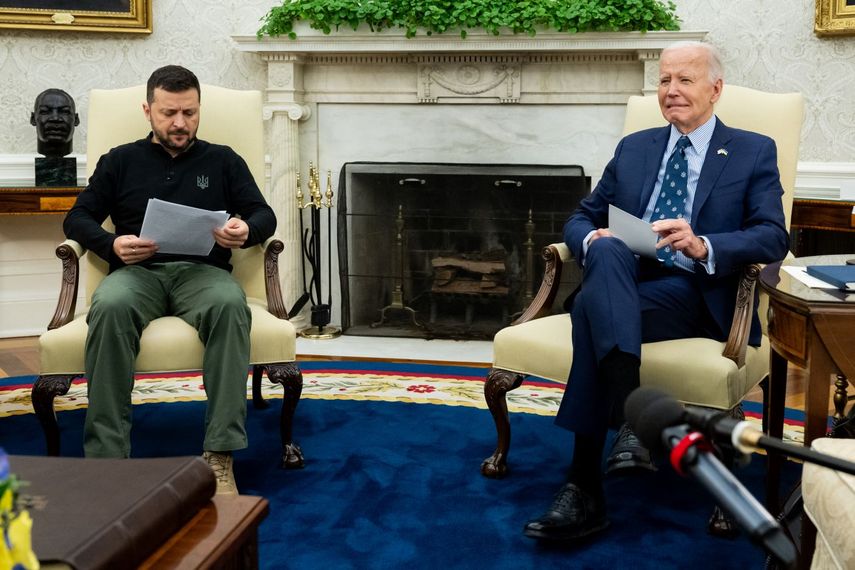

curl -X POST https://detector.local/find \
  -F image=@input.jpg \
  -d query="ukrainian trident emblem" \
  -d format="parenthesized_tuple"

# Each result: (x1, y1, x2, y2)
(196, 175, 209, 190)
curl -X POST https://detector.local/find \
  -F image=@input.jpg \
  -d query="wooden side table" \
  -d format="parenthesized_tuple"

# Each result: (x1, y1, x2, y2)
(759, 254, 855, 567)
(0, 185, 82, 214)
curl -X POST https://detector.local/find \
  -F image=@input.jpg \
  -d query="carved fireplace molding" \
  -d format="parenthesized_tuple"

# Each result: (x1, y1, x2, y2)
(232, 27, 706, 328)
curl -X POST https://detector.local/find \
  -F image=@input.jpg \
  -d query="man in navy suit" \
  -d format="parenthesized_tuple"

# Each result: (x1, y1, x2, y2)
(524, 41, 789, 542)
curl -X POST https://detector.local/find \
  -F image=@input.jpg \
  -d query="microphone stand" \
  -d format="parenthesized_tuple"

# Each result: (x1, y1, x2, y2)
(740, 431, 855, 476)
(690, 411, 855, 476)
(664, 426, 797, 570)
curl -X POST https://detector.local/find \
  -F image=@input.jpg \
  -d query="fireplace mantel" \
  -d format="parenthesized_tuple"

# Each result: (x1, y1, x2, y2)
(232, 27, 707, 330)
(234, 28, 707, 104)
(235, 28, 706, 55)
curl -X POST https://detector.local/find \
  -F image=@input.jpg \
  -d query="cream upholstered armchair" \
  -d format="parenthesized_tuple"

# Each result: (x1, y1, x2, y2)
(481, 85, 804, 480)
(802, 437, 855, 569)
(31, 84, 305, 469)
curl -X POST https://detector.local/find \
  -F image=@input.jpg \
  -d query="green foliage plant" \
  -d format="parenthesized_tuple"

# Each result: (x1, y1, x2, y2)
(258, 0, 681, 40)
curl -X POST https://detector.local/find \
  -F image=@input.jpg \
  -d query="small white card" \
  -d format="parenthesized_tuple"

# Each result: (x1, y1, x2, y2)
(608, 204, 658, 259)
(139, 198, 229, 256)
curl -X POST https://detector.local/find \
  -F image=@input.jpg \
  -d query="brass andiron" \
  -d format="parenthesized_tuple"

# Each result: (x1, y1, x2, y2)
(371, 205, 422, 329)
(510, 209, 536, 322)
(297, 163, 340, 339)
(522, 208, 535, 307)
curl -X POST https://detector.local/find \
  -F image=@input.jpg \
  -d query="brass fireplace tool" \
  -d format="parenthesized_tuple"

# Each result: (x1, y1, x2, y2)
(371, 205, 422, 329)
(296, 163, 340, 339)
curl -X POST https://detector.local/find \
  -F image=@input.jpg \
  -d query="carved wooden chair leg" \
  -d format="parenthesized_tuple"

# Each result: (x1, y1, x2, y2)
(266, 362, 305, 469)
(481, 367, 525, 479)
(31, 374, 78, 456)
(251, 365, 269, 410)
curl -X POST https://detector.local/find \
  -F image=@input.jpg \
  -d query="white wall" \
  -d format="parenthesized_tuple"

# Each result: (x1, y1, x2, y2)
(676, 0, 855, 166)
(2, 0, 855, 337)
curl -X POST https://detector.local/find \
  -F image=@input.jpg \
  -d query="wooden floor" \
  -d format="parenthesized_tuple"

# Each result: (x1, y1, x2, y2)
(0, 337, 40, 379)
(0, 335, 832, 415)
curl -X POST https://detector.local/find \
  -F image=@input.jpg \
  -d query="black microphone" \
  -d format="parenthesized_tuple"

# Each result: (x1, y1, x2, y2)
(625, 388, 797, 570)
(642, 388, 855, 477)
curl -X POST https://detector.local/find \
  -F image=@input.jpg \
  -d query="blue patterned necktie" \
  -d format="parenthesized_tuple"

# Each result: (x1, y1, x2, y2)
(655, 136, 691, 267)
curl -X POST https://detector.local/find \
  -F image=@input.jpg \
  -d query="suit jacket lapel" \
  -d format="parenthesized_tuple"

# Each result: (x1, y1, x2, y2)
(692, 121, 733, 221)
(637, 126, 670, 216)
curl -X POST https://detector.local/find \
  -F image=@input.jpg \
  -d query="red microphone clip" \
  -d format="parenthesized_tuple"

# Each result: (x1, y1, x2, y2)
(670, 431, 713, 477)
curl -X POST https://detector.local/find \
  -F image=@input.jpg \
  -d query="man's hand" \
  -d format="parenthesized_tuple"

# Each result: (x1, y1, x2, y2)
(651, 218, 708, 260)
(587, 228, 615, 245)
(214, 217, 249, 249)
(114, 235, 158, 264)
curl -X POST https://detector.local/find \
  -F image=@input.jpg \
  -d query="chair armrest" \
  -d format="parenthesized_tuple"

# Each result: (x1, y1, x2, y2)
(721, 263, 761, 368)
(263, 237, 290, 320)
(511, 242, 569, 326)
(48, 239, 85, 330)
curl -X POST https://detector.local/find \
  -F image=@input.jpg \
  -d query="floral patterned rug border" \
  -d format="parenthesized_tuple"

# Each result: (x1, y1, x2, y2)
(0, 363, 804, 444)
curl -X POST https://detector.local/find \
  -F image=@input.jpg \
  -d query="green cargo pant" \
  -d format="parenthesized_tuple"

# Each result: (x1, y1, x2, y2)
(83, 261, 251, 458)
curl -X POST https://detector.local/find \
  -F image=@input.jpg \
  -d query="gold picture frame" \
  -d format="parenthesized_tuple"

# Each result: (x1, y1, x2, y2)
(816, 0, 855, 35)
(0, 0, 151, 34)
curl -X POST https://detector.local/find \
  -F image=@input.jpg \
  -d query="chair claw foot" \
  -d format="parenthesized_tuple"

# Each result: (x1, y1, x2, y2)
(480, 452, 508, 479)
(281, 442, 305, 469)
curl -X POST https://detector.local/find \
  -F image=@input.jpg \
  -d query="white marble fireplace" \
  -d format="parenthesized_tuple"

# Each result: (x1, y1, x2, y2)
(233, 27, 706, 330)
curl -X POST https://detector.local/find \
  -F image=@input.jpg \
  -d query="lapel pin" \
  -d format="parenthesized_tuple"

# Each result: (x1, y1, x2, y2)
(717, 148, 728, 156)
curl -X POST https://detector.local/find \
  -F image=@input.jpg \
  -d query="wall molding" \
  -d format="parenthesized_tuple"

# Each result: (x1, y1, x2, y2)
(795, 161, 855, 201)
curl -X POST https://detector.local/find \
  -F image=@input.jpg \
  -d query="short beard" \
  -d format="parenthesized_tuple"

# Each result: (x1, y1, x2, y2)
(153, 126, 194, 154)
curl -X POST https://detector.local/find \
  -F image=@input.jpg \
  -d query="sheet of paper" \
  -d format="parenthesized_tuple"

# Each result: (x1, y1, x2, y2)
(608, 204, 658, 259)
(139, 198, 229, 256)
(781, 265, 839, 289)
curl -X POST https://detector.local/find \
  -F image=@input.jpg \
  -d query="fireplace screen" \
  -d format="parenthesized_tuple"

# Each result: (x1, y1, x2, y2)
(338, 162, 590, 340)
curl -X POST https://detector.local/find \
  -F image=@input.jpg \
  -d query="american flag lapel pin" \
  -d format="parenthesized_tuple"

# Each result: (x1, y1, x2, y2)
(717, 148, 728, 156)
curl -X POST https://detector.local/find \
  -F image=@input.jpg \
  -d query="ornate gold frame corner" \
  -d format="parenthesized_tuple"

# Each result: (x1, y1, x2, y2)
(0, 0, 151, 34)
(816, 0, 855, 36)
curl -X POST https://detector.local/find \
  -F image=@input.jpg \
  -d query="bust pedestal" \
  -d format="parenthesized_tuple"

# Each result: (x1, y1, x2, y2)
(35, 157, 77, 187)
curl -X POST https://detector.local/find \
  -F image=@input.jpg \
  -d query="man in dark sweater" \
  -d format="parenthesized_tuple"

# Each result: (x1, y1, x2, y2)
(64, 65, 276, 495)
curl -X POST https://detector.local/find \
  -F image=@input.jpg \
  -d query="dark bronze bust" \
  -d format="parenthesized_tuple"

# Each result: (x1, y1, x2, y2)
(31, 89, 79, 158)
(31, 89, 79, 186)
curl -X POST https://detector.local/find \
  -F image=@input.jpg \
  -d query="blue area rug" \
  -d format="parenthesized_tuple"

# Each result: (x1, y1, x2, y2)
(0, 362, 799, 569)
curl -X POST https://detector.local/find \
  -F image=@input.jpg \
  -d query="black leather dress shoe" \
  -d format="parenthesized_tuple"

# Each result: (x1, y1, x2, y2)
(523, 482, 609, 542)
(708, 505, 739, 539)
(605, 423, 657, 476)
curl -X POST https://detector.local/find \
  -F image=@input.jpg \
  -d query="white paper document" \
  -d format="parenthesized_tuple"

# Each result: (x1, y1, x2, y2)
(139, 198, 229, 256)
(608, 204, 658, 259)
(781, 265, 838, 289)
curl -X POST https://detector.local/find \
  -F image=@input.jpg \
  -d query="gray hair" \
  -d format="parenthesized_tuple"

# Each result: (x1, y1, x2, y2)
(661, 41, 724, 84)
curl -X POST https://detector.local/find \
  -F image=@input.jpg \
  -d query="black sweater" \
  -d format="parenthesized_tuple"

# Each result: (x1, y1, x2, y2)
(64, 135, 276, 273)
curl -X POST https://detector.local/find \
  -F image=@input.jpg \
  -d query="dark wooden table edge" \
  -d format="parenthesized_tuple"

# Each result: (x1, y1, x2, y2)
(138, 495, 270, 570)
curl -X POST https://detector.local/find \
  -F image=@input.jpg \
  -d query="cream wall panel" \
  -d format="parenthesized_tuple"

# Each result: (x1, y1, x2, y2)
(0, 217, 69, 338)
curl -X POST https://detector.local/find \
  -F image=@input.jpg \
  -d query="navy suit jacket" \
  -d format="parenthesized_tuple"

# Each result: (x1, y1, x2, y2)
(564, 119, 789, 346)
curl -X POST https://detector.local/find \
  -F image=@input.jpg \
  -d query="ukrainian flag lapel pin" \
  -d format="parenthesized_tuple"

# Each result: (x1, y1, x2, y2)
(717, 148, 728, 156)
